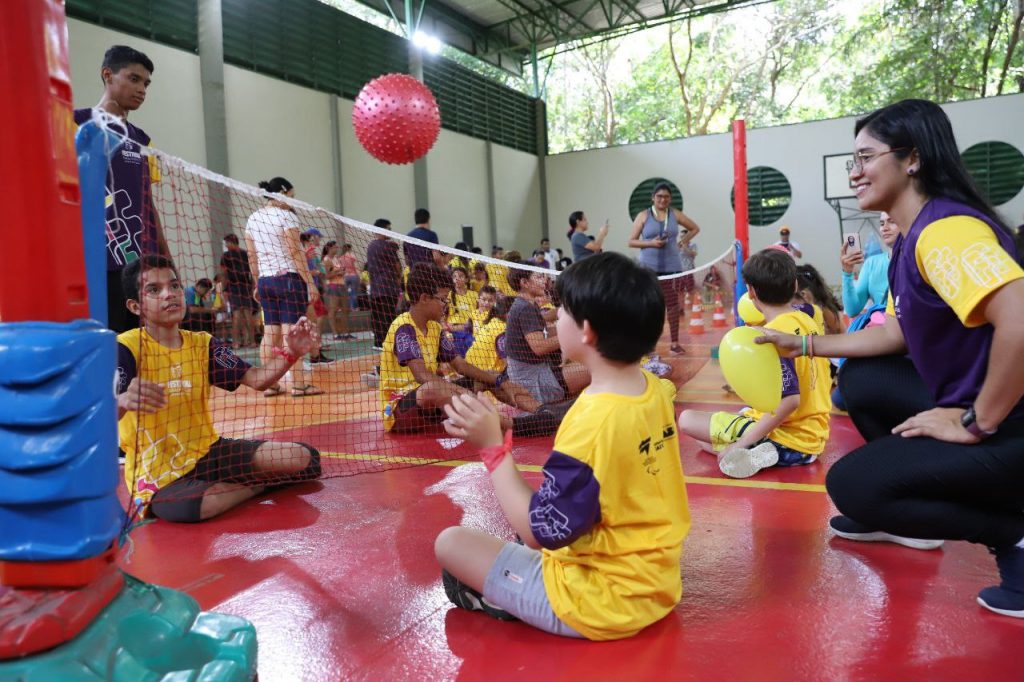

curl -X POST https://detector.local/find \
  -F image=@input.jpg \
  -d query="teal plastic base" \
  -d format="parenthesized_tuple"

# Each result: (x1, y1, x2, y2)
(0, 574, 256, 681)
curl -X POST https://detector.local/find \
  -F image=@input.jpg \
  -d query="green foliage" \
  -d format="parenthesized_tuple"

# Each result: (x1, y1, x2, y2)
(545, 0, 1024, 153)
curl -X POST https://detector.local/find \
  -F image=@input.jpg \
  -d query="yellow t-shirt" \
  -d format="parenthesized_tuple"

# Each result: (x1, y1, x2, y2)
(744, 310, 832, 454)
(447, 289, 478, 327)
(486, 262, 515, 296)
(470, 306, 491, 328)
(539, 372, 690, 640)
(117, 329, 219, 506)
(380, 312, 456, 431)
(464, 318, 507, 373)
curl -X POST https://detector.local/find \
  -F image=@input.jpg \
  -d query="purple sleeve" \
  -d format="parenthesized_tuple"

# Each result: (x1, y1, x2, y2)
(495, 332, 507, 359)
(438, 332, 457, 362)
(208, 338, 252, 391)
(780, 357, 800, 398)
(116, 342, 136, 394)
(528, 451, 602, 549)
(792, 302, 815, 317)
(394, 324, 423, 365)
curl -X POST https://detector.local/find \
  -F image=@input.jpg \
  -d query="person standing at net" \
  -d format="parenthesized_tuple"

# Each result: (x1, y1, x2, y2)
(115, 256, 322, 523)
(366, 218, 402, 350)
(220, 233, 258, 349)
(435, 252, 690, 639)
(628, 183, 701, 356)
(405, 208, 445, 268)
(568, 211, 607, 262)
(244, 176, 323, 397)
(74, 45, 170, 333)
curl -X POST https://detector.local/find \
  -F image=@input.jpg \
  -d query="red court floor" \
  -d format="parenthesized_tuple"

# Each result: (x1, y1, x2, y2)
(117, 338, 1022, 681)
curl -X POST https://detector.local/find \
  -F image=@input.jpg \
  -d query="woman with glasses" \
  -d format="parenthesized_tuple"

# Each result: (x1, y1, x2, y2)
(628, 183, 701, 356)
(759, 99, 1024, 619)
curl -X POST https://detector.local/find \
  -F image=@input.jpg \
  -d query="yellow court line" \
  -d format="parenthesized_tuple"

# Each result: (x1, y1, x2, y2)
(319, 451, 827, 494)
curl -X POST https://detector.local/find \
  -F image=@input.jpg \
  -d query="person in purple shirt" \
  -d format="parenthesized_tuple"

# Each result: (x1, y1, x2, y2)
(366, 218, 402, 349)
(75, 45, 170, 333)
(760, 99, 1024, 619)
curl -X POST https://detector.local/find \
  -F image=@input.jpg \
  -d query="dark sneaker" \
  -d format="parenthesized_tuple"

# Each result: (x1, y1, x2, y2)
(441, 569, 517, 621)
(978, 546, 1024, 618)
(829, 515, 944, 550)
(308, 354, 336, 364)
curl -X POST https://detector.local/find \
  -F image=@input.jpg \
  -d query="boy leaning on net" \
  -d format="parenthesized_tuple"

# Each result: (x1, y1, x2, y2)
(435, 252, 691, 640)
(115, 255, 322, 523)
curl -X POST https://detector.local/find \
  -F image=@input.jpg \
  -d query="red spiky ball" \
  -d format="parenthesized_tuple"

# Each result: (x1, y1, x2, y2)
(352, 73, 441, 165)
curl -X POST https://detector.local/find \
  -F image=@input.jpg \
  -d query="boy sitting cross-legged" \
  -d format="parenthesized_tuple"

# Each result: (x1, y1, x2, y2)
(678, 248, 832, 478)
(381, 262, 555, 434)
(435, 252, 690, 640)
(116, 255, 322, 523)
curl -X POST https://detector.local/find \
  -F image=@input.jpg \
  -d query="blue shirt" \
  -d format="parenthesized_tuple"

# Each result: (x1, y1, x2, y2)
(404, 226, 439, 265)
(841, 252, 891, 316)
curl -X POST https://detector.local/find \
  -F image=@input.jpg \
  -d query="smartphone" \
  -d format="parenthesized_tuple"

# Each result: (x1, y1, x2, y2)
(845, 233, 862, 253)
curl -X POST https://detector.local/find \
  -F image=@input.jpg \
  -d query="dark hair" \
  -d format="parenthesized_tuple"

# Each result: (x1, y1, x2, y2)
(487, 294, 513, 325)
(258, 177, 293, 195)
(343, 243, 353, 253)
(472, 246, 483, 254)
(478, 284, 497, 299)
(742, 249, 797, 305)
(415, 208, 431, 224)
(300, 233, 312, 244)
(406, 262, 452, 303)
(557, 257, 572, 271)
(555, 252, 664, 363)
(374, 218, 391, 229)
(102, 45, 154, 77)
(121, 254, 177, 302)
(492, 245, 504, 254)
(567, 210, 585, 238)
(223, 233, 239, 245)
(450, 265, 469, 279)
(507, 267, 533, 292)
(455, 241, 469, 251)
(652, 182, 672, 197)
(196, 278, 213, 289)
(796, 264, 841, 317)
(541, 237, 550, 245)
(472, 262, 488, 278)
(322, 240, 337, 258)
(855, 99, 1013, 240)
(504, 250, 523, 264)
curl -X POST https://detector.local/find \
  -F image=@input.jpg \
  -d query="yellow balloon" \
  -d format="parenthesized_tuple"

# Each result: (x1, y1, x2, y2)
(737, 292, 765, 326)
(719, 326, 782, 413)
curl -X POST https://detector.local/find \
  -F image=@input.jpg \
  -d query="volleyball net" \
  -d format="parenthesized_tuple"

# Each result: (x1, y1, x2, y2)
(112, 133, 737, 516)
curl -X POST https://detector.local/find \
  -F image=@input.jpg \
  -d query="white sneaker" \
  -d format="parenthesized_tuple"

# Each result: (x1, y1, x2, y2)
(719, 442, 779, 479)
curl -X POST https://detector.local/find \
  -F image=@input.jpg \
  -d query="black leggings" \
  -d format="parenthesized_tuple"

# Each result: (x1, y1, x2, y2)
(658, 275, 683, 344)
(829, 356, 1024, 548)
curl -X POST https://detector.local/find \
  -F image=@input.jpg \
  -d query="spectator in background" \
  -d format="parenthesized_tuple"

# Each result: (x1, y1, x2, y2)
(451, 241, 471, 271)
(367, 218, 402, 350)
(540, 238, 559, 270)
(405, 208, 443, 267)
(774, 227, 803, 259)
(301, 229, 325, 291)
(840, 213, 899, 317)
(568, 211, 608, 262)
(531, 249, 550, 269)
(182, 278, 215, 334)
(339, 243, 360, 312)
(221, 233, 258, 349)
(74, 45, 171, 333)
(323, 241, 355, 341)
(470, 262, 489, 292)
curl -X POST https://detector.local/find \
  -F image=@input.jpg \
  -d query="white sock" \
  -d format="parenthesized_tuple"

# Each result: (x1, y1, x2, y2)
(1016, 536, 1024, 549)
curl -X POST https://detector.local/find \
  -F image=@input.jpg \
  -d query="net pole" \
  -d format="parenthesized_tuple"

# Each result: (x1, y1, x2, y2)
(732, 119, 749, 319)
(0, 0, 88, 322)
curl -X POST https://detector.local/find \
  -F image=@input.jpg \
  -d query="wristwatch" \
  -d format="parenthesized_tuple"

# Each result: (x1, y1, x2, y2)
(961, 406, 997, 439)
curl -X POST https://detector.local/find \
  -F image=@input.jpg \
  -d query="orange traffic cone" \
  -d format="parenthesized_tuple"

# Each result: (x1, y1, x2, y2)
(689, 293, 705, 335)
(712, 292, 727, 327)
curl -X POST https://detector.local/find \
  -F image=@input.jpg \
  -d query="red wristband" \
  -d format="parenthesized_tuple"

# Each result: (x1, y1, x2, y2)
(273, 346, 298, 364)
(479, 429, 513, 473)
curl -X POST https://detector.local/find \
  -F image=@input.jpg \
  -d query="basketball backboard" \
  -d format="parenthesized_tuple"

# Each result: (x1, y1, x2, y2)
(823, 153, 855, 200)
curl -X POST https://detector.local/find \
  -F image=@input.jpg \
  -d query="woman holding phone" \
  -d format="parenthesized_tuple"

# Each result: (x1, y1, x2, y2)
(629, 182, 701, 356)
(840, 213, 900, 317)
(758, 99, 1024, 618)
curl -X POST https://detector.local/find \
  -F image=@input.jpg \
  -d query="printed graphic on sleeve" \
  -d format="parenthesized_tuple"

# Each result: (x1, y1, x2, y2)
(529, 470, 572, 542)
(922, 245, 962, 302)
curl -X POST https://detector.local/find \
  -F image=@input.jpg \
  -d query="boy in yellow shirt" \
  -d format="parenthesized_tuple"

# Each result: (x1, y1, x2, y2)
(678, 248, 832, 478)
(116, 255, 322, 523)
(436, 253, 690, 640)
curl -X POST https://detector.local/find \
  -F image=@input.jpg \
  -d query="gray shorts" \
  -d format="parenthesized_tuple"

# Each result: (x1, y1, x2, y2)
(483, 542, 583, 638)
(507, 357, 565, 405)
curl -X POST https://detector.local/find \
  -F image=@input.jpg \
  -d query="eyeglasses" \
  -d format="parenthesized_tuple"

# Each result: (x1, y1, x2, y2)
(433, 295, 448, 305)
(846, 148, 910, 174)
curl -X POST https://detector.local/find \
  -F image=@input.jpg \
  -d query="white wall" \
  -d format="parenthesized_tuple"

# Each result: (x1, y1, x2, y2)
(546, 94, 1024, 284)
(426, 130, 489, 248)
(67, 18, 206, 166)
(493, 145, 543, 255)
